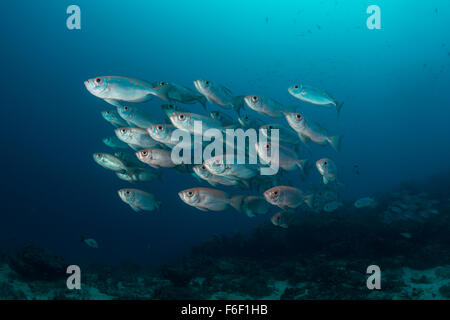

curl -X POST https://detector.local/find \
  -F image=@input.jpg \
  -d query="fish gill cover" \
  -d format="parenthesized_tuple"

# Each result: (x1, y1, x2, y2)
(0, 0, 449, 300)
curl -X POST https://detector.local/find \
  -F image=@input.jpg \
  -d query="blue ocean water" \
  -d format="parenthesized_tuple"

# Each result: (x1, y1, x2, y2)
(0, 0, 449, 275)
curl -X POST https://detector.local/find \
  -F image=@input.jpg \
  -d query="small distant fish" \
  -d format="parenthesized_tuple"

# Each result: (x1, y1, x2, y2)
(150, 81, 206, 108)
(210, 110, 235, 127)
(230, 195, 272, 218)
(84, 76, 155, 108)
(102, 136, 129, 149)
(194, 80, 245, 114)
(238, 112, 265, 129)
(263, 186, 314, 210)
(316, 158, 338, 185)
(136, 148, 176, 169)
(117, 105, 156, 129)
(178, 187, 241, 212)
(270, 211, 292, 229)
(323, 201, 343, 213)
(115, 127, 159, 150)
(288, 84, 343, 116)
(400, 232, 412, 239)
(354, 197, 377, 208)
(118, 188, 161, 212)
(101, 109, 129, 127)
(81, 237, 99, 249)
(285, 113, 342, 151)
(244, 95, 295, 118)
(116, 168, 162, 183)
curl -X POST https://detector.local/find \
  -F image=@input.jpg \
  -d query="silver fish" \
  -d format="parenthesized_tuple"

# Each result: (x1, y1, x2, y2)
(118, 188, 161, 212)
(193, 80, 244, 114)
(209, 110, 235, 127)
(93, 153, 129, 173)
(260, 123, 300, 145)
(178, 187, 241, 212)
(256, 141, 308, 174)
(115, 127, 159, 150)
(151, 81, 206, 108)
(285, 112, 342, 151)
(204, 155, 258, 180)
(316, 158, 338, 185)
(84, 76, 155, 107)
(136, 148, 176, 169)
(244, 95, 295, 117)
(102, 136, 129, 149)
(147, 124, 178, 147)
(117, 105, 156, 129)
(101, 109, 128, 127)
(288, 84, 343, 116)
(193, 164, 242, 187)
(263, 186, 314, 210)
(354, 197, 377, 208)
(230, 195, 272, 218)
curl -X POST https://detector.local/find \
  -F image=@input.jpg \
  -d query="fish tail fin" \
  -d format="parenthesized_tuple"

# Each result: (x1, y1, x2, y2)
(336, 101, 344, 117)
(229, 195, 244, 212)
(233, 96, 245, 115)
(303, 193, 315, 209)
(198, 96, 207, 109)
(296, 159, 309, 175)
(329, 135, 342, 152)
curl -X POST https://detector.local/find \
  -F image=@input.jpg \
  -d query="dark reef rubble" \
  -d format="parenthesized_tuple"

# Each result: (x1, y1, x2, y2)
(0, 173, 449, 300)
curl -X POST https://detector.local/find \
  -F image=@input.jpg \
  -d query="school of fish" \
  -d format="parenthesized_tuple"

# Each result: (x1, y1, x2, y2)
(86, 75, 376, 228)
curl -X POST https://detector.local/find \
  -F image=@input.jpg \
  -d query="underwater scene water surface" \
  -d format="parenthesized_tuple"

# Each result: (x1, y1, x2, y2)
(1, 0, 450, 299)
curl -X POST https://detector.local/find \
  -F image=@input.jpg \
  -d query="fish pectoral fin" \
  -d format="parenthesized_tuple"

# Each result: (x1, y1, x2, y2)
(130, 204, 142, 213)
(196, 206, 209, 212)
(323, 176, 329, 185)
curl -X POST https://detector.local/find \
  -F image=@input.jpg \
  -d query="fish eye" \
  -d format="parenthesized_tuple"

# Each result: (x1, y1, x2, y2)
(168, 104, 174, 109)
(324, 161, 328, 166)
(125, 190, 131, 195)
(265, 143, 270, 150)
(245, 116, 249, 120)
(157, 125, 163, 131)
(251, 95, 258, 103)
(178, 113, 186, 121)
(120, 128, 127, 134)
(160, 81, 166, 86)
(294, 84, 299, 89)
(141, 151, 148, 156)
(105, 110, 110, 115)
(205, 81, 210, 86)
(95, 77, 103, 84)
(124, 106, 129, 111)
(187, 191, 194, 197)
(201, 165, 206, 170)
(268, 125, 273, 129)
(295, 113, 303, 121)
(273, 190, 279, 197)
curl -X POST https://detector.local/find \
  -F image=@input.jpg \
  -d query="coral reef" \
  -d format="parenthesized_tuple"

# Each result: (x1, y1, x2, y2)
(0, 173, 449, 299)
